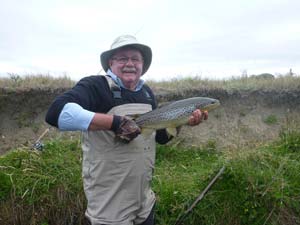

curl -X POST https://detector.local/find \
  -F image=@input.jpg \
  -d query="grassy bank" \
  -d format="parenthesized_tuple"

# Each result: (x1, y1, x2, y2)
(1, 129, 300, 225)
(147, 73, 300, 92)
(1, 73, 300, 91)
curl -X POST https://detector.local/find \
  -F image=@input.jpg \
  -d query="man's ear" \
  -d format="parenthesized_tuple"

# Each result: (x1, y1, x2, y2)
(108, 59, 113, 67)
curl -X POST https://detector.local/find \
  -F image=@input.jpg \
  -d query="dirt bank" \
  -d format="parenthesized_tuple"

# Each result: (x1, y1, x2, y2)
(1, 87, 300, 154)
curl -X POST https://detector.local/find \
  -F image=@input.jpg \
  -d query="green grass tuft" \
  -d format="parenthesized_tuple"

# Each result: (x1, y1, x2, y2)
(264, 115, 278, 125)
(0, 140, 86, 224)
(277, 129, 300, 153)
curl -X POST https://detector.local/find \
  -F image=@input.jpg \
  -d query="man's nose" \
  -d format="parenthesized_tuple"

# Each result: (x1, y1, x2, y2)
(125, 58, 135, 65)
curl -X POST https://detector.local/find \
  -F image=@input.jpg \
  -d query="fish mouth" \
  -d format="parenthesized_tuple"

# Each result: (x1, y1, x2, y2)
(202, 100, 220, 111)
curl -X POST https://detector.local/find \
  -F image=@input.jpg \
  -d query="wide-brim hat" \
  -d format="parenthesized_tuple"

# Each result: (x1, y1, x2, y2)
(100, 35, 152, 75)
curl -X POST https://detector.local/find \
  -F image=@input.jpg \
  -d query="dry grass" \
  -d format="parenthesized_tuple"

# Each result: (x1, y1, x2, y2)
(0, 73, 75, 90)
(147, 74, 300, 92)
(1, 73, 300, 92)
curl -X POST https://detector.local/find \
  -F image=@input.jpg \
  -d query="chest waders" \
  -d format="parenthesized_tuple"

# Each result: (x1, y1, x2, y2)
(82, 75, 156, 225)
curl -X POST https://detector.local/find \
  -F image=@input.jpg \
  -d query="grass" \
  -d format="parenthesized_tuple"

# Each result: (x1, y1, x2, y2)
(0, 129, 300, 225)
(147, 73, 300, 93)
(0, 139, 86, 225)
(153, 145, 223, 225)
(0, 73, 75, 90)
(264, 115, 278, 125)
(1, 73, 300, 92)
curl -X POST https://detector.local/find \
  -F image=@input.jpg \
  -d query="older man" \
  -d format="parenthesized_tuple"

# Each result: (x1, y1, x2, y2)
(45, 35, 207, 225)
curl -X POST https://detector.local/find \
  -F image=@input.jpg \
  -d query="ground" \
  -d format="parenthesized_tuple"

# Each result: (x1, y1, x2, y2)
(1, 88, 300, 154)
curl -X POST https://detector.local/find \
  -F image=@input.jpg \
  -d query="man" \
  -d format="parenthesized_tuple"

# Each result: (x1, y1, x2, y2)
(45, 35, 208, 225)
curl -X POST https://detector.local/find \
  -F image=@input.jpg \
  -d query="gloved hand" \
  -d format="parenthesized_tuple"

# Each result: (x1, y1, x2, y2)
(111, 115, 141, 142)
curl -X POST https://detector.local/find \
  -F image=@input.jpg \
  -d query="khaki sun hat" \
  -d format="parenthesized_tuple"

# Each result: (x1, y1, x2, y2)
(100, 35, 152, 75)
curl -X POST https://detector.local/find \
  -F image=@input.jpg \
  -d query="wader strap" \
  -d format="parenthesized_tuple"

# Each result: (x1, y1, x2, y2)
(103, 75, 122, 99)
(143, 88, 152, 101)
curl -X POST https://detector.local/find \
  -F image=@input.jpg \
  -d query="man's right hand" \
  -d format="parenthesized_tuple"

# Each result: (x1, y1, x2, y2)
(111, 116, 141, 142)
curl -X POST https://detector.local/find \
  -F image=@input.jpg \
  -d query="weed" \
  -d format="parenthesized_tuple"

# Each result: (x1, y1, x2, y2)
(239, 111, 247, 117)
(264, 115, 278, 125)
(278, 129, 300, 153)
(0, 172, 11, 200)
(205, 139, 217, 151)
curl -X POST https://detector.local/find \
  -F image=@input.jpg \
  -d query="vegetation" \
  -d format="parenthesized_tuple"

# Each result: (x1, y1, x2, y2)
(264, 115, 278, 125)
(1, 72, 300, 91)
(0, 73, 75, 90)
(0, 129, 300, 225)
(147, 73, 300, 92)
(0, 139, 85, 225)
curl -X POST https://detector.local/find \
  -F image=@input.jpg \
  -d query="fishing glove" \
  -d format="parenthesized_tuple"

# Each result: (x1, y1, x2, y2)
(111, 115, 141, 142)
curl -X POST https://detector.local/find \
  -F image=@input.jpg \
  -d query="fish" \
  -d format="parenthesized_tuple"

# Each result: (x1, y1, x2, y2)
(135, 97, 220, 136)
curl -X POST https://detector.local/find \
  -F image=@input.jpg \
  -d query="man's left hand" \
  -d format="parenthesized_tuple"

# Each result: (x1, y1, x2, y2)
(188, 109, 208, 126)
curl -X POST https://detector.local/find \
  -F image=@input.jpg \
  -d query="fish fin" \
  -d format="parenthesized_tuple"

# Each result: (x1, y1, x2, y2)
(158, 101, 172, 107)
(166, 127, 177, 137)
(125, 114, 140, 120)
(141, 128, 155, 136)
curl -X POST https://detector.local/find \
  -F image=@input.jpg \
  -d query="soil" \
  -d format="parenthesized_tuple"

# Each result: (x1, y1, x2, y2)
(1, 87, 300, 155)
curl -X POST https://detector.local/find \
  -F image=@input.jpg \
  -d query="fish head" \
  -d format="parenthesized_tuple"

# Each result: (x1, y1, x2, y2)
(194, 97, 220, 111)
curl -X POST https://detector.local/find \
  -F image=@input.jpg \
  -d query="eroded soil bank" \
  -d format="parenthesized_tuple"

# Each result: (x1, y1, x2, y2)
(1, 88, 300, 154)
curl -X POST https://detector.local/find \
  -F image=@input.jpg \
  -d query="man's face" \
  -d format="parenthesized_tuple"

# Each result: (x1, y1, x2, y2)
(109, 48, 144, 90)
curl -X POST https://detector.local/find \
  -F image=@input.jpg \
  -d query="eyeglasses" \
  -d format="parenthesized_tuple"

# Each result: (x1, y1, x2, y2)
(111, 56, 143, 65)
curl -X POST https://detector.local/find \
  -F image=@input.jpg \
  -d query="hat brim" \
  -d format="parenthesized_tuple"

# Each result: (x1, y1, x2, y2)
(100, 43, 152, 75)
